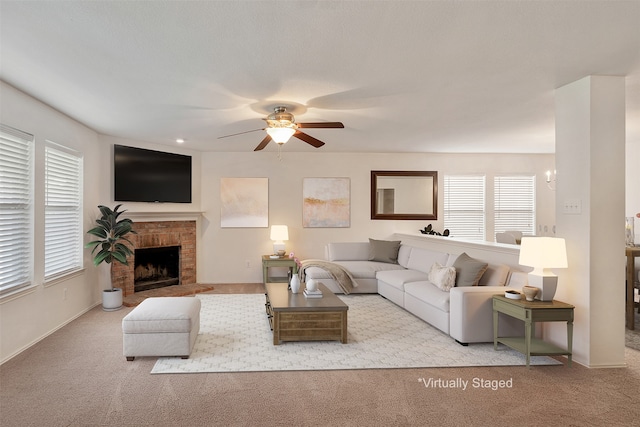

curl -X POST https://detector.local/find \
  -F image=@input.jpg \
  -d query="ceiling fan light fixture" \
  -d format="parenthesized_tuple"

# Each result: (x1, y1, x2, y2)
(267, 106, 295, 126)
(266, 127, 296, 144)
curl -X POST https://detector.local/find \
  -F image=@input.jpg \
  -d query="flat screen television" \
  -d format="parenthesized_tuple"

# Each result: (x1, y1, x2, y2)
(114, 145, 192, 203)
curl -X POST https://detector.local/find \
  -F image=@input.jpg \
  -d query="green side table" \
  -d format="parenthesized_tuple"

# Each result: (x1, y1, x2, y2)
(262, 255, 298, 284)
(493, 295, 574, 368)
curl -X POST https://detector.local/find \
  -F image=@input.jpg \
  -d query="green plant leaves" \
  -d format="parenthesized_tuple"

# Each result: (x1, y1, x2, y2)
(86, 204, 136, 268)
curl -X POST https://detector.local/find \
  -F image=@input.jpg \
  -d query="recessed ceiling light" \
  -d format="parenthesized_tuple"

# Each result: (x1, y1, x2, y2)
(176, 138, 185, 144)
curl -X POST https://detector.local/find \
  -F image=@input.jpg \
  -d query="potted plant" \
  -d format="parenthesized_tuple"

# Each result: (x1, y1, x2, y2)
(85, 204, 136, 311)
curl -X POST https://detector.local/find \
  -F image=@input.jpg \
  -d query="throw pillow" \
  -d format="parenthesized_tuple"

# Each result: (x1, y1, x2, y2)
(428, 262, 457, 291)
(452, 252, 488, 287)
(368, 238, 401, 264)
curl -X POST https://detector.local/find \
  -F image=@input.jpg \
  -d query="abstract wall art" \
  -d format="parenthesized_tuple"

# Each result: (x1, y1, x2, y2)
(303, 177, 350, 228)
(220, 177, 268, 228)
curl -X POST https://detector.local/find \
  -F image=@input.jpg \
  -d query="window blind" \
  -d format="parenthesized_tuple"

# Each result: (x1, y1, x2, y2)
(0, 124, 33, 293)
(443, 175, 486, 240)
(494, 175, 535, 236)
(45, 142, 83, 280)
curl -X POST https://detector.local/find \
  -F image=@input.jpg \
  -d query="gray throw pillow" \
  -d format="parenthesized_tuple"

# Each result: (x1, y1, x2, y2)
(368, 238, 401, 264)
(452, 252, 488, 287)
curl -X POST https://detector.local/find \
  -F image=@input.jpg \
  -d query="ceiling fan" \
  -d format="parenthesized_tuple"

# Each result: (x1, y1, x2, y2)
(218, 106, 344, 151)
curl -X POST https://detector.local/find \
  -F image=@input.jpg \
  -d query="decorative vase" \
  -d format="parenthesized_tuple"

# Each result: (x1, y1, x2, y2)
(522, 286, 539, 302)
(290, 274, 300, 294)
(102, 288, 123, 311)
(306, 279, 318, 292)
(626, 217, 635, 247)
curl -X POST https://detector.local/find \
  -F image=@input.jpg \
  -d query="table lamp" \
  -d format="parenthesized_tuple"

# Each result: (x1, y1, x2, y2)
(270, 225, 289, 256)
(518, 237, 568, 301)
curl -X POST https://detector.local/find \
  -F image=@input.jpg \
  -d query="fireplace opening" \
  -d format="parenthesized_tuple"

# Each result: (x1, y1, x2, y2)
(134, 246, 180, 292)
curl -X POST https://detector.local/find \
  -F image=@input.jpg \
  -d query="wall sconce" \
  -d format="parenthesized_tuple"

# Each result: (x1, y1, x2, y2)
(270, 225, 289, 256)
(518, 237, 568, 301)
(545, 170, 556, 190)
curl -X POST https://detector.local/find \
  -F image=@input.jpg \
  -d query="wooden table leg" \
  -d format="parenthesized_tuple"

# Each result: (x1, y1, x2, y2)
(493, 308, 498, 350)
(627, 252, 635, 330)
(341, 311, 348, 344)
(525, 317, 532, 368)
(567, 319, 573, 367)
(273, 312, 280, 345)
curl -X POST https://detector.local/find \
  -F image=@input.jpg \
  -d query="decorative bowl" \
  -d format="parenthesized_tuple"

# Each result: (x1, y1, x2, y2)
(504, 290, 522, 300)
(522, 286, 539, 302)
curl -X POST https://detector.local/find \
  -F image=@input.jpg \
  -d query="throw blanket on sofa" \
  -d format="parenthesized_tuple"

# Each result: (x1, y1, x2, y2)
(299, 259, 357, 294)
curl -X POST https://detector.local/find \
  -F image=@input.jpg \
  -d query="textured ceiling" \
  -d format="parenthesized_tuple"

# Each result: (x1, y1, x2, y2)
(1, 1, 639, 153)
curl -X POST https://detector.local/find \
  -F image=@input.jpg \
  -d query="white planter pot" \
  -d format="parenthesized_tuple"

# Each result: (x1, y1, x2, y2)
(102, 288, 123, 311)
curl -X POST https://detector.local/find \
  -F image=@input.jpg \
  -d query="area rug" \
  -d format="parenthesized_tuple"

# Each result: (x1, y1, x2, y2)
(151, 294, 561, 374)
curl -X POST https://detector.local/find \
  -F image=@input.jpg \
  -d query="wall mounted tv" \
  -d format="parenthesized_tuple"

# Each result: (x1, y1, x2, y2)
(114, 145, 192, 203)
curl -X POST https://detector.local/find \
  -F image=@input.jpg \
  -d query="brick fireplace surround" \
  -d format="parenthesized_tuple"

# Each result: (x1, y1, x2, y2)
(111, 221, 196, 297)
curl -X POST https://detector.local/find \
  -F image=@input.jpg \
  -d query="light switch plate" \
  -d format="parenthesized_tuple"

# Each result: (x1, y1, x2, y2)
(563, 199, 582, 214)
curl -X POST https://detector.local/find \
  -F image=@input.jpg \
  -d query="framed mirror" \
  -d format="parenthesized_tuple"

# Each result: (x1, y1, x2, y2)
(371, 170, 438, 220)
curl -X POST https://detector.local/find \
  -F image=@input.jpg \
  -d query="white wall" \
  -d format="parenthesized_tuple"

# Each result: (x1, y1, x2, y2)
(198, 151, 555, 283)
(0, 82, 103, 363)
(0, 81, 555, 363)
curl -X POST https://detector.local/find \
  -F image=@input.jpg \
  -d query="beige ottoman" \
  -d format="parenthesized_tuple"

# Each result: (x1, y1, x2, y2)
(122, 297, 201, 361)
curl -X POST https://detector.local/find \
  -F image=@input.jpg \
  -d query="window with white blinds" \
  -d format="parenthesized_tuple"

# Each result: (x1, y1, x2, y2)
(45, 141, 83, 280)
(494, 175, 536, 236)
(443, 175, 486, 240)
(0, 124, 34, 294)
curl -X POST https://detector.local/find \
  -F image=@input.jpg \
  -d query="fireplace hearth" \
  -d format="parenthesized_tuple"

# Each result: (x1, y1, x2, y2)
(111, 220, 196, 296)
(134, 246, 180, 292)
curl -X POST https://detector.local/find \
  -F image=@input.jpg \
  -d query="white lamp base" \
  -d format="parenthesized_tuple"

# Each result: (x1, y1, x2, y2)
(273, 242, 285, 256)
(527, 274, 558, 301)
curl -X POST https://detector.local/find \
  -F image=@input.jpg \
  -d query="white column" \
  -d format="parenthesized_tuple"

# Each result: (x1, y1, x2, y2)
(554, 75, 626, 367)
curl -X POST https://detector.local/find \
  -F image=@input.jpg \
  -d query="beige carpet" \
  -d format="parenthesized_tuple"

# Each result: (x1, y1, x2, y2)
(152, 294, 559, 373)
(1, 288, 639, 426)
(625, 310, 640, 351)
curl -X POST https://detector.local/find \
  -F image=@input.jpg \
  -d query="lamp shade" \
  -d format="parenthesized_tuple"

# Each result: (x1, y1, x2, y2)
(518, 237, 568, 274)
(266, 127, 295, 144)
(270, 225, 289, 241)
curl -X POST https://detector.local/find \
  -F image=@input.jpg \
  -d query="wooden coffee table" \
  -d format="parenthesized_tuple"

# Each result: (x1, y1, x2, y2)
(265, 282, 348, 345)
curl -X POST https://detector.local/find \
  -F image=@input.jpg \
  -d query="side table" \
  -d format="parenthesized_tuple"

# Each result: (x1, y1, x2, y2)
(626, 246, 640, 330)
(262, 255, 298, 284)
(493, 295, 574, 368)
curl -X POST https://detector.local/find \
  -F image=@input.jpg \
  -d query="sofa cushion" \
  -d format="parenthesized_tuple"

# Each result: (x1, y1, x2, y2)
(404, 281, 451, 313)
(368, 238, 401, 263)
(405, 247, 450, 274)
(397, 244, 412, 268)
(376, 268, 430, 290)
(452, 252, 488, 287)
(478, 263, 510, 286)
(333, 260, 405, 279)
(428, 262, 457, 291)
(326, 242, 370, 261)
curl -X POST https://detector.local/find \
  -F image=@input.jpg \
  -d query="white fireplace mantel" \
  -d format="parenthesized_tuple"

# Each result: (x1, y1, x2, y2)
(125, 211, 204, 222)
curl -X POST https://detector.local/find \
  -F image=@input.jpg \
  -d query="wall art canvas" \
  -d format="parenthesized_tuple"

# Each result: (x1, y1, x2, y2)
(303, 177, 350, 228)
(220, 177, 268, 228)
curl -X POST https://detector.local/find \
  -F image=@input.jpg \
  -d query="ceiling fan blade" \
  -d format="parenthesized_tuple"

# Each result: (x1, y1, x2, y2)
(218, 128, 264, 139)
(293, 131, 325, 148)
(296, 122, 344, 129)
(254, 135, 272, 151)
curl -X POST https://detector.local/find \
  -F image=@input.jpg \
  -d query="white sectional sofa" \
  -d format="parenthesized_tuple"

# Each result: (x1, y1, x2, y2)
(303, 240, 525, 344)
